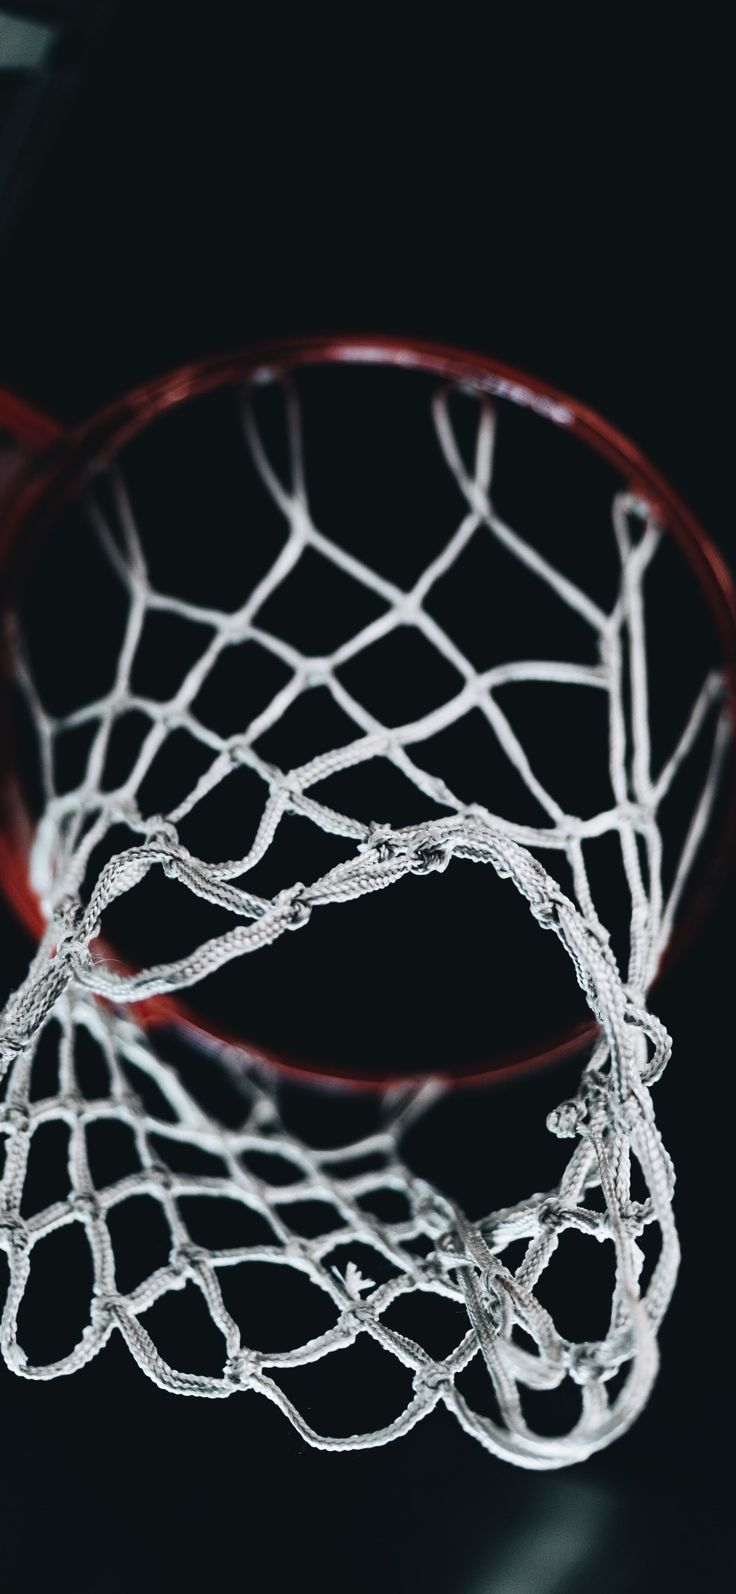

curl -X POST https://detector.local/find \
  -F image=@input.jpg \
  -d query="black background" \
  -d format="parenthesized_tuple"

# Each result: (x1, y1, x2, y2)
(0, 8, 732, 1592)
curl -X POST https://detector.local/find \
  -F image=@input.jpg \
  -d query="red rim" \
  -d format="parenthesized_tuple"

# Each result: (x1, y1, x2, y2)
(1, 334, 735, 1090)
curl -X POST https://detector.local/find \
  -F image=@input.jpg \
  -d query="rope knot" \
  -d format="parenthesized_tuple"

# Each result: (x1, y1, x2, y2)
(408, 830, 453, 876)
(224, 1350, 262, 1387)
(538, 1200, 563, 1233)
(0, 1029, 30, 1069)
(91, 1293, 122, 1324)
(415, 1191, 456, 1240)
(0, 1216, 29, 1253)
(568, 1341, 611, 1385)
(51, 894, 83, 947)
(546, 1098, 585, 1139)
(611, 1092, 645, 1135)
(59, 1092, 87, 1119)
(147, 1161, 175, 1191)
(1, 1101, 30, 1132)
(145, 817, 180, 855)
(361, 823, 399, 864)
(275, 883, 312, 930)
(412, 1362, 454, 1398)
(170, 1243, 205, 1276)
(339, 1302, 375, 1334)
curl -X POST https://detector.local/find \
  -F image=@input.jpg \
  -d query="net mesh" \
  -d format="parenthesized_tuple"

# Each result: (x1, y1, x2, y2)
(0, 370, 730, 1467)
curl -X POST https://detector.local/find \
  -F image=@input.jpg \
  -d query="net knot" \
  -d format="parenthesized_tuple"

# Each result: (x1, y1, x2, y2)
(69, 943, 95, 978)
(568, 1340, 614, 1385)
(0, 1029, 30, 1069)
(144, 818, 181, 874)
(91, 1293, 123, 1325)
(0, 1216, 29, 1253)
(538, 1200, 564, 1233)
(339, 1302, 375, 1334)
(71, 1191, 101, 1220)
(59, 1091, 88, 1119)
(530, 890, 568, 931)
(146, 1162, 175, 1191)
(302, 660, 331, 689)
(546, 1098, 586, 1139)
(412, 1362, 454, 1398)
(275, 883, 312, 930)
(117, 1089, 146, 1119)
(0, 1102, 30, 1132)
(611, 1091, 645, 1135)
(361, 823, 399, 864)
(408, 829, 453, 876)
(415, 1190, 456, 1240)
(624, 1004, 672, 1083)
(224, 1350, 262, 1387)
(145, 817, 179, 846)
(577, 1071, 610, 1126)
(547, 1068, 614, 1140)
(170, 1243, 206, 1276)
(51, 893, 83, 946)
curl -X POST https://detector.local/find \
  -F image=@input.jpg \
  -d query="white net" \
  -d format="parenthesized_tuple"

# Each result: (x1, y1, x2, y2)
(0, 366, 731, 1467)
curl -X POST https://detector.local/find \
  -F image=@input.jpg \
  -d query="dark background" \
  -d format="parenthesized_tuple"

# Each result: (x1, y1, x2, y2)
(0, 7, 732, 1592)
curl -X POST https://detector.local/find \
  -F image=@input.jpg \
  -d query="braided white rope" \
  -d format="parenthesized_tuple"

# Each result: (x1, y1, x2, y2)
(0, 374, 729, 1466)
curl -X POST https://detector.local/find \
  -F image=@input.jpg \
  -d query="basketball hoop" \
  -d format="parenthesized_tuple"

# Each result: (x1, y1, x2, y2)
(0, 336, 733, 1467)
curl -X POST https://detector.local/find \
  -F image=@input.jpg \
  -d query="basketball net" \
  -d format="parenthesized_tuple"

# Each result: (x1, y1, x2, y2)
(0, 354, 731, 1467)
